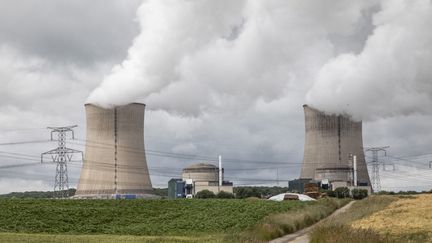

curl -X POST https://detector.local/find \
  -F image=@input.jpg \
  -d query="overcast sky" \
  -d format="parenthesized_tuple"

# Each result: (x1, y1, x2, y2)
(0, 0, 431, 194)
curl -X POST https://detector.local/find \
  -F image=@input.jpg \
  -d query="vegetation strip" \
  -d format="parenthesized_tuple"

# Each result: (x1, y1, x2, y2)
(231, 198, 350, 242)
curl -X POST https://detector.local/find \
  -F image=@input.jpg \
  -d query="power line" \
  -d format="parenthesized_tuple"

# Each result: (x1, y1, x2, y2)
(0, 140, 52, 146)
(72, 139, 295, 165)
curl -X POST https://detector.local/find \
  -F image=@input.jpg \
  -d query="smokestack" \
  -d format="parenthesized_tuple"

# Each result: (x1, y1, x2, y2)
(353, 155, 357, 187)
(219, 155, 222, 187)
(75, 103, 154, 199)
(301, 105, 371, 187)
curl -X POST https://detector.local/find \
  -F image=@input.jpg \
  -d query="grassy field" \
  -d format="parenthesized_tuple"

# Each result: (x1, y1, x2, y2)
(0, 198, 348, 242)
(351, 194, 432, 242)
(310, 194, 432, 243)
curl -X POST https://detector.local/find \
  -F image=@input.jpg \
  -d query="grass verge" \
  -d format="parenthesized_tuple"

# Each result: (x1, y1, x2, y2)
(310, 225, 392, 243)
(232, 197, 350, 242)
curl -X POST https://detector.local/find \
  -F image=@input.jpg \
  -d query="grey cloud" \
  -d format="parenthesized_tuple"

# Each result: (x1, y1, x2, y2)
(0, 0, 431, 193)
(0, 0, 141, 65)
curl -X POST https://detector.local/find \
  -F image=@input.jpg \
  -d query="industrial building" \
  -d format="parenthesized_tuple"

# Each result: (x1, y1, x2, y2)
(168, 179, 186, 199)
(168, 163, 233, 199)
(75, 103, 156, 199)
(299, 105, 372, 192)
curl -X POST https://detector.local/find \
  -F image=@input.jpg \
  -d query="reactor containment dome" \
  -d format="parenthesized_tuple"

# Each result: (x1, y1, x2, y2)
(75, 103, 154, 199)
(301, 105, 371, 187)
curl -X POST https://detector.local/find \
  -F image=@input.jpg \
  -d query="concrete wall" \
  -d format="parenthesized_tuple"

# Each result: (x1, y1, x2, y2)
(182, 168, 219, 182)
(301, 105, 371, 186)
(75, 103, 153, 197)
(194, 182, 234, 194)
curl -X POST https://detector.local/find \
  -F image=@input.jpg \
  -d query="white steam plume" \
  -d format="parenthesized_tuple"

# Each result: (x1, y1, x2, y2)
(307, 0, 432, 120)
(88, 0, 431, 120)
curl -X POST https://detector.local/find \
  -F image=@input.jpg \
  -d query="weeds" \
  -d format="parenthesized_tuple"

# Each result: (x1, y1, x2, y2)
(233, 198, 350, 242)
(310, 225, 392, 243)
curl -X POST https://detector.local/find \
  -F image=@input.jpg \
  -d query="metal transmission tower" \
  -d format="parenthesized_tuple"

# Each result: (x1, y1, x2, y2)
(41, 126, 83, 198)
(365, 146, 389, 193)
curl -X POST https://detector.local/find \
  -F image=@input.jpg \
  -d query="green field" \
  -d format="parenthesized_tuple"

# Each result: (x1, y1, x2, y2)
(0, 233, 222, 243)
(0, 198, 347, 242)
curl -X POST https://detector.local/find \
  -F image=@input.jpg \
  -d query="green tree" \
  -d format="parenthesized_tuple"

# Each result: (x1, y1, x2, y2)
(216, 191, 235, 199)
(195, 190, 216, 199)
(352, 189, 368, 200)
(235, 187, 261, 199)
(334, 187, 350, 198)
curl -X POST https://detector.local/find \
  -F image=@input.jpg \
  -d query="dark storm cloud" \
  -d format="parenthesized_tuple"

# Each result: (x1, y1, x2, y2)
(0, 0, 141, 65)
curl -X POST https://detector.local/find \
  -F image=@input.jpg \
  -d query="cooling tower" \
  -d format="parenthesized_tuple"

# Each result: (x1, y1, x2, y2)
(301, 105, 371, 186)
(75, 103, 154, 199)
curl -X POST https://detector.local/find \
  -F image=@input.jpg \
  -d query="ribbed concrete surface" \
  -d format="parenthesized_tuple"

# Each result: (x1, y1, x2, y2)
(301, 105, 371, 186)
(182, 163, 220, 182)
(75, 103, 153, 197)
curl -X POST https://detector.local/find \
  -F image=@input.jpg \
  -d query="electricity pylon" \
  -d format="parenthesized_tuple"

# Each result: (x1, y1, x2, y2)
(365, 146, 389, 193)
(41, 125, 83, 198)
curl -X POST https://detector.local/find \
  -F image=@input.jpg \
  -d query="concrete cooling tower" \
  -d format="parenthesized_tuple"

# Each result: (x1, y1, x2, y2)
(301, 105, 371, 187)
(75, 103, 154, 199)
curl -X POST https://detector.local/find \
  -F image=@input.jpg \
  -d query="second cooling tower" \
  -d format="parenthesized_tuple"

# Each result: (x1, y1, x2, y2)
(75, 103, 154, 199)
(301, 105, 371, 187)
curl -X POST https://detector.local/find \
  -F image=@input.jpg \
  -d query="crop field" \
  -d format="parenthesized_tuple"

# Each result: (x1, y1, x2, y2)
(0, 199, 305, 236)
(351, 194, 432, 241)
(310, 194, 432, 243)
(0, 198, 346, 242)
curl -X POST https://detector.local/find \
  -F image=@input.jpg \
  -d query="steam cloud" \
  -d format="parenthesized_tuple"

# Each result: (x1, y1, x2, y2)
(87, 0, 432, 120)
(307, 0, 432, 120)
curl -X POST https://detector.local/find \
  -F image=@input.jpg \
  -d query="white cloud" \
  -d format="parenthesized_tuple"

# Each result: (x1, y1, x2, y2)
(87, 0, 378, 115)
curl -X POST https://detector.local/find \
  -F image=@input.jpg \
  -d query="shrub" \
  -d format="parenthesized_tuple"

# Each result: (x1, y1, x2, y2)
(234, 187, 288, 198)
(352, 189, 368, 200)
(216, 191, 235, 199)
(327, 190, 337, 198)
(235, 187, 261, 199)
(334, 187, 350, 198)
(195, 190, 216, 199)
